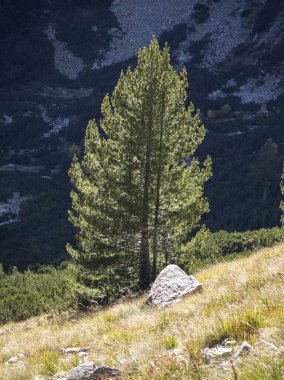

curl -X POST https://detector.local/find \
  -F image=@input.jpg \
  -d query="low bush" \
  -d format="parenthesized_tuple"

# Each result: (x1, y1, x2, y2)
(0, 265, 77, 324)
(180, 227, 284, 273)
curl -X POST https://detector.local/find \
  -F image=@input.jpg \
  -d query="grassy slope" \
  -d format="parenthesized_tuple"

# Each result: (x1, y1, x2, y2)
(0, 244, 283, 380)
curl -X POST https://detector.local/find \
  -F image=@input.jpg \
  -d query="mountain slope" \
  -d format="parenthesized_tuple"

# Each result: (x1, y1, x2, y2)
(1, 243, 283, 379)
(0, 0, 284, 268)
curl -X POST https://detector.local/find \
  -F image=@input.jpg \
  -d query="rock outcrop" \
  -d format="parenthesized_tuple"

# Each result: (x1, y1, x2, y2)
(146, 264, 202, 307)
(65, 363, 121, 380)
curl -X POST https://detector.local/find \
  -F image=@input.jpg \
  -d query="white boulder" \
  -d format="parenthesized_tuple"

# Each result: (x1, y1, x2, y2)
(146, 264, 202, 307)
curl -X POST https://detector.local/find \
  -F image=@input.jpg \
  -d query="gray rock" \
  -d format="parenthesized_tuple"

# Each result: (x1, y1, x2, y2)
(146, 264, 202, 307)
(66, 363, 94, 380)
(62, 347, 91, 355)
(231, 341, 252, 361)
(6, 354, 26, 365)
(94, 366, 121, 378)
(222, 338, 237, 347)
(79, 352, 89, 360)
(204, 345, 233, 360)
(65, 363, 121, 380)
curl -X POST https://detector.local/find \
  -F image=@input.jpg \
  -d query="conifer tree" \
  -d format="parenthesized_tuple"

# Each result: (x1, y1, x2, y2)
(67, 37, 212, 290)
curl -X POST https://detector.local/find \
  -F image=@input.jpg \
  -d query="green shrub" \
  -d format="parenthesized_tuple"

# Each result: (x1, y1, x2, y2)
(0, 266, 77, 324)
(164, 336, 178, 350)
(180, 227, 284, 273)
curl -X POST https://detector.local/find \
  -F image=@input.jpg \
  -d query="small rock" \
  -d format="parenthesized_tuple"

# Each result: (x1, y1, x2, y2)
(146, 264, 202, 307)
(171, 348, 185, 356)
(231, 341, 252, 361)
(94, 366, 121, 378)
(54, 371, 67, 379)
(204, 345, 233, 358)
(62, 347, 91, 355)
(79, 352, 89, 358)
(222, 338, 237, 347)
(66, 363, 94, 380)
(65, 363, 121, 380)
(168, 348, 188, 365)
(6, 354, 26, 365)
(219, 360, 231, 371)
(79, 352, 89, 363)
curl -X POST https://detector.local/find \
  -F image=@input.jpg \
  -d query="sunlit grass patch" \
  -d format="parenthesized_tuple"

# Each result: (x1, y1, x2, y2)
(164, 336, 178, 350)
(204, 308, 265, 347)
(29, 349, 61, 376)
(139, 355, 206, 380)
(239, 352, 284, 380)
(0, 244, 284, 380)
(185, 339, 205, 370)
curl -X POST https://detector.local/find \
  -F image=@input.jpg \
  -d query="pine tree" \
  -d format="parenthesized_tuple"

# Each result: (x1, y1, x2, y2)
(67, 37, 212, 290)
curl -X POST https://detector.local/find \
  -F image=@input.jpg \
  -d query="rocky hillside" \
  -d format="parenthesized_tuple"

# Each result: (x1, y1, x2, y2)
(0, 0, 284, 268)
(0, 243, 283, 379)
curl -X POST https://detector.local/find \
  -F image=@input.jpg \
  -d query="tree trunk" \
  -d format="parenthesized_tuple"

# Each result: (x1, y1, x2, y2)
(139, 69, 154, 289)
(139, 138, 151, 289)
(152, 90, 166, 280)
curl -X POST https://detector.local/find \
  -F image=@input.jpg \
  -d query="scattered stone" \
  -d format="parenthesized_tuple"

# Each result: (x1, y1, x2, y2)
(168, 348, 188, 365)
(208, 89, 227, 100)
(79, 352, 89, 363)
(219, 360, 231, 371)
(79, 352, 89, 358)
(171, 348, 185, 356)
(54, 371, 67, 379)
(94, 366, 121, 378)
(231, 341, 252, 361)
(146, 264, 202, 307)
(65, 363, 121, 380)
(45, 24, 84, 80)
(66, 363, 94, 380)
(6, 354, 26, 365)
(62, 347, 91, 355)
(222, 338, 237, 347)
(204, 345, 233, 361)
(208, 346, 233, 356)
(1, 114, 13, 124)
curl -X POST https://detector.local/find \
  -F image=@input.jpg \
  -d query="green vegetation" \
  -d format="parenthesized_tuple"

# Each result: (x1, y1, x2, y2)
(67, 37, 211, 290)
(0, 265, 76, 324)
(181, 226, 284, 272)
(205, 308, 265, 347)
(239, 353, 284, 380)
(1, 244, 283, 379)
(1, 226, 283, 325)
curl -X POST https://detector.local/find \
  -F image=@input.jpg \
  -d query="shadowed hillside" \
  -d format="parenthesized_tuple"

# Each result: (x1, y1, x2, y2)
(0, 243, 283, 379)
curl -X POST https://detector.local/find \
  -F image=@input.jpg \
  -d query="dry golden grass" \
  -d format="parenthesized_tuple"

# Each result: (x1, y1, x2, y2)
(1, 244, 283, 379)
